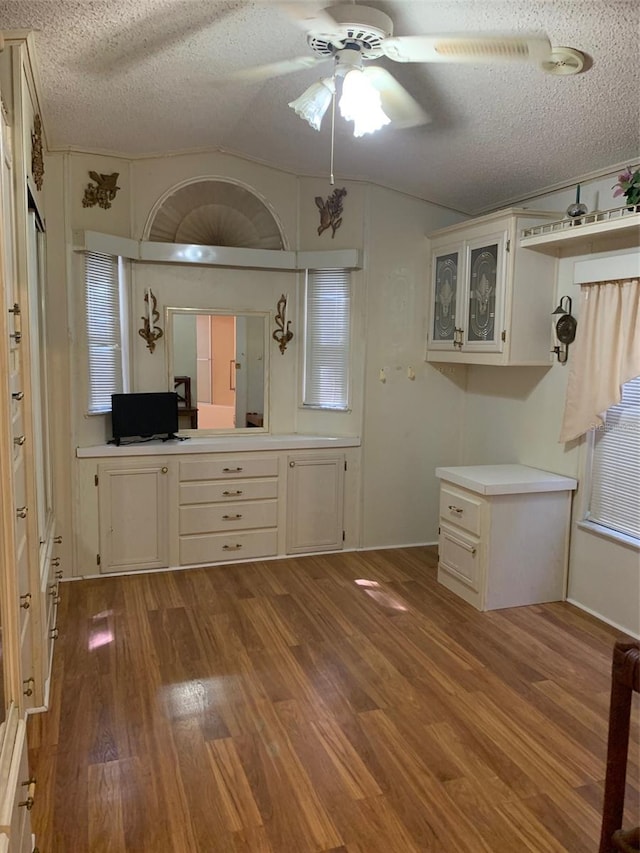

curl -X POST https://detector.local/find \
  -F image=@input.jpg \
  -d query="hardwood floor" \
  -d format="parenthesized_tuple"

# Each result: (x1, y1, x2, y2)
(27, 547, 639, 852)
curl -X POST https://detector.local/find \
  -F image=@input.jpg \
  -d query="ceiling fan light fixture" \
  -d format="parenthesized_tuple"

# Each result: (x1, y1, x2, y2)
(288, 77, 335, 131)
(339, 67, 390, 137)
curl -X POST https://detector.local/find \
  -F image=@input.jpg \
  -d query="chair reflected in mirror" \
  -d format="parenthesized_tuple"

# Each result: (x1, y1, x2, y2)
(173, 376, 198, 429)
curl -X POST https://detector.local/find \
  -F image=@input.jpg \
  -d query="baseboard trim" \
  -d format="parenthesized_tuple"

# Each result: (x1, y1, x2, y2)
(565, 597, 640, 640)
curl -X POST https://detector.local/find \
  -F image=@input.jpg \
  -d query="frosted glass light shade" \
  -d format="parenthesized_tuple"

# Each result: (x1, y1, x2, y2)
(288, 78, 335, 131)
(339, 69, 391, 137)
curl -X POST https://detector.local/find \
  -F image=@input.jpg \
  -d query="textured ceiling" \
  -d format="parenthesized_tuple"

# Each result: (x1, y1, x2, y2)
(1, 0, 639, 213)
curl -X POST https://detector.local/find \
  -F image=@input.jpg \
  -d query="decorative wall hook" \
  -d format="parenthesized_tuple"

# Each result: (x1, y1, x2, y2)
(139, 288, 163, 353)
(273, 293, 293, 355)
(82, 171, 121, 209)
(316, 187, 347, 238)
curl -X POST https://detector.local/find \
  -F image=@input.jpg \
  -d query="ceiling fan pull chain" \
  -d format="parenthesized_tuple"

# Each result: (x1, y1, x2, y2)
(329, 82, 336, 186)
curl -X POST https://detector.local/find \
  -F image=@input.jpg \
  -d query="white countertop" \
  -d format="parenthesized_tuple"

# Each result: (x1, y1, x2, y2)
(435, 464, 577, 495)
(77, 434, 361, 458)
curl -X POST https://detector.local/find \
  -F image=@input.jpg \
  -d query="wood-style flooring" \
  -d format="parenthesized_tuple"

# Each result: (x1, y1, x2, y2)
(27, 547, 639, 852)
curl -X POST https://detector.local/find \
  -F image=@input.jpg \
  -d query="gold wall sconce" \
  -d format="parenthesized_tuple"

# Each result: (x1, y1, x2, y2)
(139, 288, 163, 353)
(552, 295, 577, 363)
(273, 293, 293, 354)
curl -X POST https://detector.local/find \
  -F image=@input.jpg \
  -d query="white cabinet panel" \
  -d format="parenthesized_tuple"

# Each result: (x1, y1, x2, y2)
(286, 454, 344, 554)
(98, 463, 171, 572)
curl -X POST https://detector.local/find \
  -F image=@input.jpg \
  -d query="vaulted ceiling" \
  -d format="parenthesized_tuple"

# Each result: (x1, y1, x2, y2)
(1, 0, 639, 214)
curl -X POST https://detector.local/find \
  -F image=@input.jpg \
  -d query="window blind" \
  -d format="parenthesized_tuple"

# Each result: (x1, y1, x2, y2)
(303, 269, 351, 410)
(85, 252, 123, 414)
(587, 375, 640, 540)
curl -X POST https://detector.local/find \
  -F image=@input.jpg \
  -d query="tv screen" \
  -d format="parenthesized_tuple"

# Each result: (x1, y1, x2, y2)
(111, 392, 179, 444)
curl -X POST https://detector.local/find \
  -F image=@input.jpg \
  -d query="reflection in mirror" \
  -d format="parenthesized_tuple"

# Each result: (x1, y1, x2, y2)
(167, 308, 268, 433)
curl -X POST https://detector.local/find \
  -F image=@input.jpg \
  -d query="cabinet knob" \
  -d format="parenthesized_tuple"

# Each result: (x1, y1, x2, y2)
(289, 461, 295, 467)
(10, 331, 22, 344)
(16, 506, 28, 519)
(222, 543, 243, 551)
(8, 303, 21, 315)
(51, 557, 61, 567)
(20, 593, 31, 609)
(22, 678, 34, 698)
(54, 535, 63, 544)
(18, 779, 36, 810)
(55, 569, 63, 579)
(161, 466, 168, 474)
(14, 434, 26, 446)
(12, 391, 24, 401)
(222, 467, 243, 473)
(49, 627, 59, 640)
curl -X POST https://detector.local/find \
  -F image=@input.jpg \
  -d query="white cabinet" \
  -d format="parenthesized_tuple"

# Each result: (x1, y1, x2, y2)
(98, 461, 173, 572)
(436, 465, 577, 611)
(178, 455, 279, 565)
(427, 209, 559, 365)
(286, 454, 345, 554)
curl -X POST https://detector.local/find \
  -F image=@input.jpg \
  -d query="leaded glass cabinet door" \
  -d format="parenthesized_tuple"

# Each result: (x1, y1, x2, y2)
(463, 231, 506, 352)
(430, 244, 461, 350)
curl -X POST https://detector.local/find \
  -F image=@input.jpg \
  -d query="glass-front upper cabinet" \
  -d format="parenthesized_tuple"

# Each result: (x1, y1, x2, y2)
(428, 231, 506, 354)
(426, 208, 560, 366)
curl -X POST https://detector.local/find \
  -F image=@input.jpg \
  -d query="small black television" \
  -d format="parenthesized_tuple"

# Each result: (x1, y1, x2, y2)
(110, 392, 179, 445)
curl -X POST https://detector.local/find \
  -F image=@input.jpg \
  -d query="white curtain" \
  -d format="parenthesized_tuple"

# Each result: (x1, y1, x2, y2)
(560, 278, 640, 442)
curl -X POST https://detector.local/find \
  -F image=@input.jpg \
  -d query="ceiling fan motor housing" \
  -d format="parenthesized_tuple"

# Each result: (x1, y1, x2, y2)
(307, 4, 393, 58)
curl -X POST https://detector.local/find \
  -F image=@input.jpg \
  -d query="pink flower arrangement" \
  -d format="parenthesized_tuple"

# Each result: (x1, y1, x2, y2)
(612, 166, 640, 207)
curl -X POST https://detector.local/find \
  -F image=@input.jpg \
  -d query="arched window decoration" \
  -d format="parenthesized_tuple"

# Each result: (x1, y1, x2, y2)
(146, 179, 285, 250)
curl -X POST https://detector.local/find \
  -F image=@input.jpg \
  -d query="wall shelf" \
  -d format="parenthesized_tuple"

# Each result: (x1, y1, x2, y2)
(519, 207, 640, 255)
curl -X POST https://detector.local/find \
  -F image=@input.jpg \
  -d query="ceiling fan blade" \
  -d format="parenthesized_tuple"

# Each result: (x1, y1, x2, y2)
(381, 32, 551, 64)
(363, 67, 430, 129)
(216, 55, 327, 84)
(276, 2, 339, 37)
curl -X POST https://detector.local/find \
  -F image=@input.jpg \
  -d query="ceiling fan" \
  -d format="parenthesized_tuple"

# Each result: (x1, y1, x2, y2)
(235, 3, 557, 136)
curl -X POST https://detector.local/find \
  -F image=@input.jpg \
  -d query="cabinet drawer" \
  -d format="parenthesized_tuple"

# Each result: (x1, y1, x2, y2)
(439, 485, 484, 535)
(439, 524, 481, 591)
(180, 457, 278, 481)
(180, 529, 278, 565)
(179, 500, 277, 535)
(179, 478, 277, 505)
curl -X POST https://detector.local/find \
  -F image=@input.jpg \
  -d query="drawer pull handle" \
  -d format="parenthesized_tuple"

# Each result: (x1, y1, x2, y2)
(12, 391, 24, 401)
(223, 467, 243, 472)
(18, 780, 36, 810)
(16, 506, 28, 518)
(8, 303, 21, 315)
(22, 678, 34, 697)
(222, 489, 243, 496)
(446, 533, 477, 555)
(448, 505, 463, 514)
(50, 627, 59, 640)
(222, 543, 243, 551)
(222, 514, 243, 520)
(51, 595, 61, 605)
(14, 434, 26, 446)
(55, 569, 63, 579)
(54, 535, 63, 544)
(51, 557, 61, 567)
(10, 331, 22, 344)
(20, 593, 31, 609)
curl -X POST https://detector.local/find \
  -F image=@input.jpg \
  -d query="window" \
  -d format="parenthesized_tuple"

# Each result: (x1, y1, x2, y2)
(586, 375, 640, 542)
(302, 268, 351, 410)
(85, 252, 127, 414)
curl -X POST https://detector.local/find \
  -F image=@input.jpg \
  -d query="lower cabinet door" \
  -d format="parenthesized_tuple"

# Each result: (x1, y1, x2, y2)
(438, 524, 481, 592)
(286, 454, 344, 554)
(98, 463, 171, 572)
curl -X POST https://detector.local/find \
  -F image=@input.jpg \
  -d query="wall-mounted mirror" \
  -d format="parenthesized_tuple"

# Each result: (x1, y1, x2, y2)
(166, 308, 269, 433)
